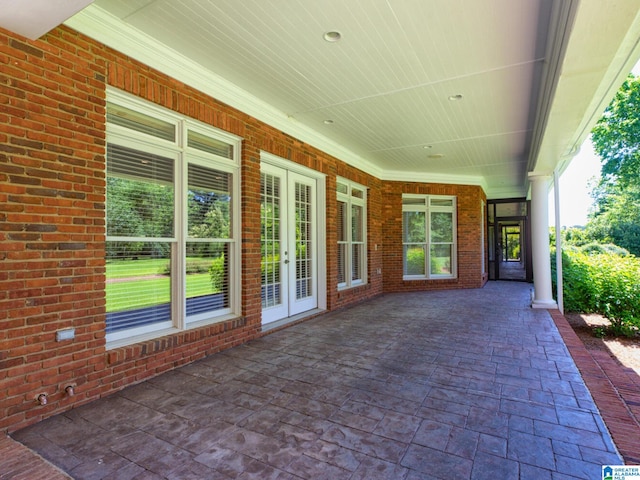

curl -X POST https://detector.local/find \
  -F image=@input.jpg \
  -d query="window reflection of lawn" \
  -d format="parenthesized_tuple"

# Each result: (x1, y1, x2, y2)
(106, 259, 215, 312)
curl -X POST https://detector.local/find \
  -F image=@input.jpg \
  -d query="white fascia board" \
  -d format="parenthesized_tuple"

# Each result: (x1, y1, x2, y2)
(64, 5, 383, 180)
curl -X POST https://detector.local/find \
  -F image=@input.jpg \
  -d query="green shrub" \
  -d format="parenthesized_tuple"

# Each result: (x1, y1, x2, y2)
(406, 248, 425, 275)
(580, 243, 630, 257)
(208, 255, 226, 293)
(162, 258, 217, 275)
(590, 254, 640, 337)
(554, 247, 640, 337)
(552, 248, 599, 314)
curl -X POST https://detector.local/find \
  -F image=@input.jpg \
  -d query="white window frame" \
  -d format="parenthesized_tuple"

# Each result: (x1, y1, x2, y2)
(337, 178, 367, 290)
(402, 194, 457, 280)
(105, 88, 241, 347)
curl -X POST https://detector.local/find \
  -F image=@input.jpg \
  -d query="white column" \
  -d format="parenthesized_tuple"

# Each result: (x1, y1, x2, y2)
(529, 174, 558, 309)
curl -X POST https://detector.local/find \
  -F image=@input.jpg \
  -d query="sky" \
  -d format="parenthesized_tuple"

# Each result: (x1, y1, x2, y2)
(547, 61, 640, 227)
(548, 139, 602, 227)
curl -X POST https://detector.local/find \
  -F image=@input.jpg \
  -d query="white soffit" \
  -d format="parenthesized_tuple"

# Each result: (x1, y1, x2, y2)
(0, 0, 94, 40)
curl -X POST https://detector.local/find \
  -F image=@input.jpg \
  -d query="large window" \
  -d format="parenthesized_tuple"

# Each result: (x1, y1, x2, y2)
(337, 179, 367, 289)
(402, 195, 457, 279)
(105, 90, 240, 345)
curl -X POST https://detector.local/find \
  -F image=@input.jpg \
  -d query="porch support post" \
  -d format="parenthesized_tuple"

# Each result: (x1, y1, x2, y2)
(528, 174, 558, 309)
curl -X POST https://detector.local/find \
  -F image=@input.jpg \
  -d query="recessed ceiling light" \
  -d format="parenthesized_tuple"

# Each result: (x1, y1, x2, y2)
(428, 153, 445, 159)
(323, 31, 342, 42)
(423, 145, 433, 149)
(448, 94, 463, 101)
(323, 119, 334, 125)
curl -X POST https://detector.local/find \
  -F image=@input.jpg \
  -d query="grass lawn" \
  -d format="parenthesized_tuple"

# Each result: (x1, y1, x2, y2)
(106, 258, 168, 278)
(106, 257, 217, 312)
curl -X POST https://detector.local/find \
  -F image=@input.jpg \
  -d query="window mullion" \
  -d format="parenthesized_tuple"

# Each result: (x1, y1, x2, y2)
(346, 195, 352, 287)
(174, 151, 187, 329)
(425, 201, 431, 279)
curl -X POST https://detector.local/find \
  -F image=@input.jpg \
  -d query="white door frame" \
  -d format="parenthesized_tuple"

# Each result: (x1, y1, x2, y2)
(260, 153, 326, 325)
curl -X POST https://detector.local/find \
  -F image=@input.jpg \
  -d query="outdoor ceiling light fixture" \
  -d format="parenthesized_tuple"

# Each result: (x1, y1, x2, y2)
(323, 119, 334, 125)
(323, 31, 342, 42)
(448, 94, 464, 101)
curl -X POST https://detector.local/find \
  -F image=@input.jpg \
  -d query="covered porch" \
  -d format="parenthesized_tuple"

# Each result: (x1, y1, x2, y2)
(10, 282, 638, 479)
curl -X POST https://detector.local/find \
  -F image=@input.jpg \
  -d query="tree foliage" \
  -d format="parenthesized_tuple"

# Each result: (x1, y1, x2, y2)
(107, 177, 231, 259)
(592, 75, 640, 185)
(589, 74, 640, 256)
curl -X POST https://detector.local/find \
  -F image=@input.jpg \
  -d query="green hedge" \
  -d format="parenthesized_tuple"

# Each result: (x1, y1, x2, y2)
(552, 246, 640, 337)
(208, 255, 226, 293)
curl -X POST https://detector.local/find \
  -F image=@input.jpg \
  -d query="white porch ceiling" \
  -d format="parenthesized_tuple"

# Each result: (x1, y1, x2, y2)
(61, 0, 640, 198)
(0, 0, 93, 40)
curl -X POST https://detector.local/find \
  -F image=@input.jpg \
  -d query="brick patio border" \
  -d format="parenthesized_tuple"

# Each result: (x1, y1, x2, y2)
(549, 309, 640, 464)
(0, 434, 71, 480)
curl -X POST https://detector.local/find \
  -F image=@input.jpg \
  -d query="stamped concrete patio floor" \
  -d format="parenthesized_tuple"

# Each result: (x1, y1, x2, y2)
(13, 282, 622, 479)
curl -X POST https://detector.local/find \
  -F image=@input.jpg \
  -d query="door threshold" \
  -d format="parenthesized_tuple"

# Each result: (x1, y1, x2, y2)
(261, 308, 324, 334)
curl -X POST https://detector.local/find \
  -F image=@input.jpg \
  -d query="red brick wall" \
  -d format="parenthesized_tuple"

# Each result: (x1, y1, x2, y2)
(0, 24, 487, 434)
(382, 181, 488, 291)
(0, 27, 108, 432)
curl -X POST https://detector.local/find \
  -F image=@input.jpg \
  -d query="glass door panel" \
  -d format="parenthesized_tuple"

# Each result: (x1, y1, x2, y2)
(261, 166, 317, 324)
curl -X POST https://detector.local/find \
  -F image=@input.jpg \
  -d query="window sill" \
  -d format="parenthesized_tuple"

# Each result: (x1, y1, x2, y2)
(337, 281, 367, 292)
(106, 313, 242, 351)
(402, 276, 457, 281)
(106, 327, 181, 350)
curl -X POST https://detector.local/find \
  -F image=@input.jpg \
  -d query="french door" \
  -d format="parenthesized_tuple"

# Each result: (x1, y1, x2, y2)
(261, 163, 318, 325)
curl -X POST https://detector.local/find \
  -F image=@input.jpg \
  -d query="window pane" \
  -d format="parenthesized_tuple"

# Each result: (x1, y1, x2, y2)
(337, 199, 347, 285)
(295, 183, 312, 300)
(404, 245, 425, 275)
(338, 243, 347, 285)
(188, 165, 231, 239)
(185, 242, 229, 316)
(107, 144, 174, 184)
(187, 130, 234, 159)
(338, 200, 347, 242)
(352, 243, 363, 281)
(107, 103, 175, 141)
(431, 244, 452, 275)
(106, 242, 172, 333)
(495, 201, 527, 217)
(352, 187, 364, 199)
(430, 211, 453, 242)
(337, 182, 348, 195)
(352, 204, 363, 242)
(403, 211, 426, 243)
(107, 146, 174, 238)
(261, 173, 281, 308)
(430, 198, 453, 207)
(402, 197, 425, 206)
